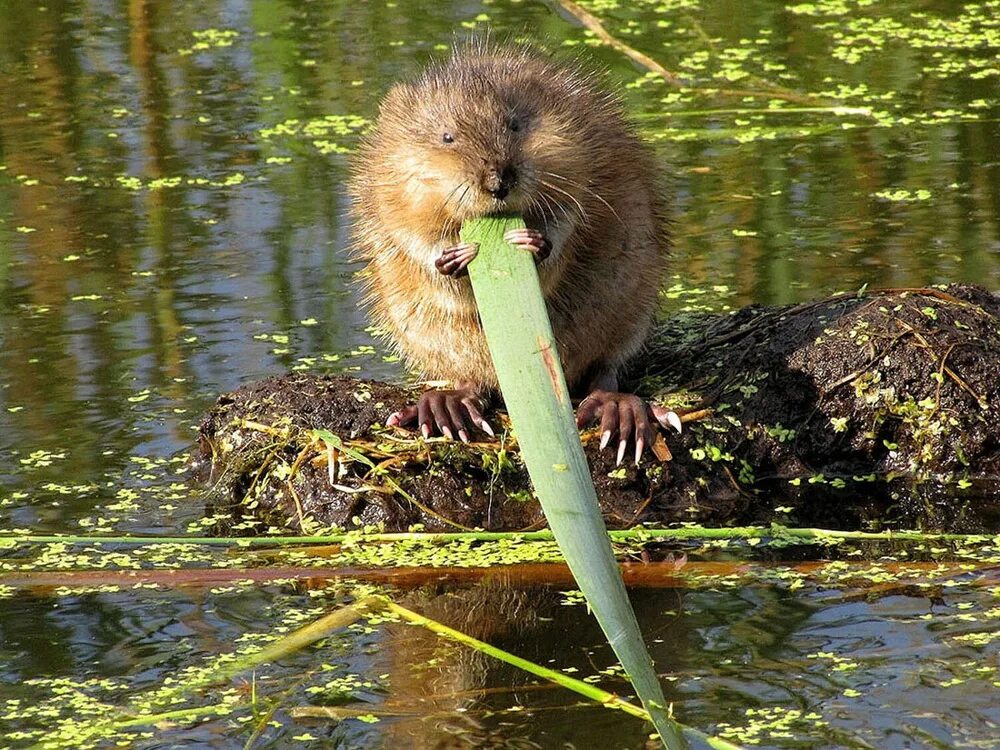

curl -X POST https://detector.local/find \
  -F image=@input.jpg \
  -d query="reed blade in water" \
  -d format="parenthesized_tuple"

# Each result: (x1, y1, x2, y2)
(462, 215, 686, 749)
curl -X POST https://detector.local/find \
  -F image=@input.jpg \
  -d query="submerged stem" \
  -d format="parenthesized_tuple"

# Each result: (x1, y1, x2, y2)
(381, 599, 743, 750)
(1, 524, 989, 548)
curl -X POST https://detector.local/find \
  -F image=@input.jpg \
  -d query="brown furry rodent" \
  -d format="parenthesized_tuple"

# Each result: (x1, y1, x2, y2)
(350, 43, 676, 463)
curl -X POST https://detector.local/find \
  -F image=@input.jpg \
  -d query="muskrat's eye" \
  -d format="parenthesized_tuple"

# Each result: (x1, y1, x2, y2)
(441, 132, 455, 144)
(509, 119, 521, 132)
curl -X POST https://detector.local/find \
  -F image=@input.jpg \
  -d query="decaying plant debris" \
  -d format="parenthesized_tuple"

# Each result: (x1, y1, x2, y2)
(196, 285, 1000, 534)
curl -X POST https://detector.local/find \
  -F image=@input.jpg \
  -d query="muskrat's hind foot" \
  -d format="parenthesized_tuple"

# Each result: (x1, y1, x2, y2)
(503, 228, 551, 263)
(576, 390, 682, 466)
(435, 242, 479, 277)
(387, 387, 494, 442)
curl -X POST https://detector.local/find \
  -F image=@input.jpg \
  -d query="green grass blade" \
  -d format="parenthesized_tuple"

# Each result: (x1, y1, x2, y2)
(462, 215, 686, 748)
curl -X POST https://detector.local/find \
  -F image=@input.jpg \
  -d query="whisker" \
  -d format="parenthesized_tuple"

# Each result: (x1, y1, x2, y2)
(538, 178, 587, 226)
(527, 195, 550, 236)
(535, 192, 559, 231)
(440, 181, 474, 246)
(433, 181, 469, 245)
(539, 186, 574, 226)
(541, 170, 624, 228)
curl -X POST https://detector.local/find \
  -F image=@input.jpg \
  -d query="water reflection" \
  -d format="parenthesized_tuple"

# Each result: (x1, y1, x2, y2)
(5, 576, 993, 748)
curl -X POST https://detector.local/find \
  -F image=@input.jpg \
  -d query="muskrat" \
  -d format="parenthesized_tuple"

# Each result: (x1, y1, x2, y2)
(349, 43, 678, 463)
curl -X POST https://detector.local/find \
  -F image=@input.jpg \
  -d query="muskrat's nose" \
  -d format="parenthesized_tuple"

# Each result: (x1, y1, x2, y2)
(485, 165, 518, 199)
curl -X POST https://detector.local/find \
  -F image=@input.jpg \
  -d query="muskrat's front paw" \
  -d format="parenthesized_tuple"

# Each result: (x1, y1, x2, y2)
(576, 390, 681, 466)
(387, 389, 494, 442)
(503, 228, 551, 263)
(435, 242, 479, 277)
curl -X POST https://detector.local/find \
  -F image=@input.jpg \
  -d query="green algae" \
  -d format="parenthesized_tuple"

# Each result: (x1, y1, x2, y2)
(258, 114, 371, 156)
(1, 525, 998, 592)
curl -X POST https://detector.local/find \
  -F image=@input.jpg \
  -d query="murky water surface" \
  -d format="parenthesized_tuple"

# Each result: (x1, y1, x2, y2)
(1, 1, 998, 747)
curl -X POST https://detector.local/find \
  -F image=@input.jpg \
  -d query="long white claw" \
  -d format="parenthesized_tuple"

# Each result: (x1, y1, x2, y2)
(480, 420, 495, 437)
(635, 437, 644, 466)
(666, 411, 683, 434)
(600, 430, 612, 450)
(616, 440, 627, 467)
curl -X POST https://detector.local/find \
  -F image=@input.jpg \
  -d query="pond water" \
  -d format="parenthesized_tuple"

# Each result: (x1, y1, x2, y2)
(1, 0, 998, 748)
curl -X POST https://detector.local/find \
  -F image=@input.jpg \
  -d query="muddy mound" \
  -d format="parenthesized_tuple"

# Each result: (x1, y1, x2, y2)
(195, 285, 1000, 534)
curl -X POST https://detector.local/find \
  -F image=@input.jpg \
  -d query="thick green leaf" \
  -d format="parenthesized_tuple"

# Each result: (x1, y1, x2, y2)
(463, 215, 686, 748)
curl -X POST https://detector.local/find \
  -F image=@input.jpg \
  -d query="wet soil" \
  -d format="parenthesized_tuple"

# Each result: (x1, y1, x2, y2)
(196, 285, 1000, 533)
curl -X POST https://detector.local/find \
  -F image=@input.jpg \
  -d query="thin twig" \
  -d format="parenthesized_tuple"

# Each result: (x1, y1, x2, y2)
(547, 0, 828, 106)
(548, 0, 684, 85)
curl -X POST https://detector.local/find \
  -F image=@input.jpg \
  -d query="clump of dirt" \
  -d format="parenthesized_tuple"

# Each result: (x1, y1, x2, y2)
(195, 285, 1000, 534)
(195, 374, 669, 534)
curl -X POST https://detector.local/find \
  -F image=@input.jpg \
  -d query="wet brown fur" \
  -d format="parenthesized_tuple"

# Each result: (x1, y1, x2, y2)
(349, 42, 668, 394)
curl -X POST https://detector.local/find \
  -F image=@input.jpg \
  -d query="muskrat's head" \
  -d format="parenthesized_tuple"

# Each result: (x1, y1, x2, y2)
(362, 45, 615, 242)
